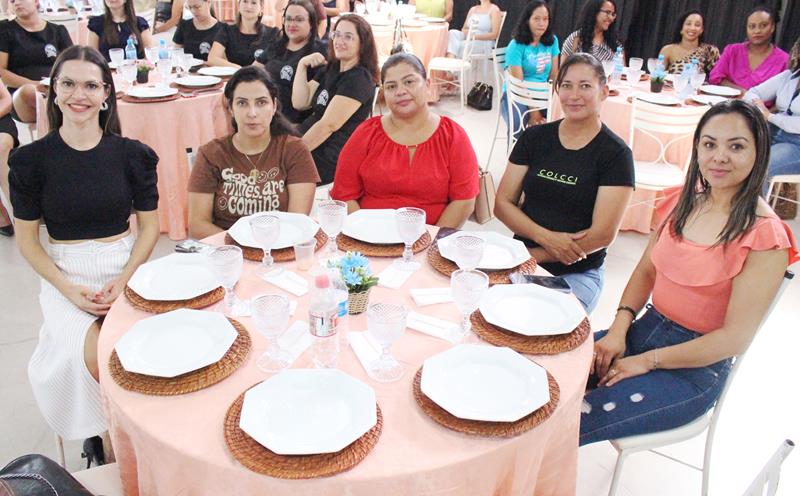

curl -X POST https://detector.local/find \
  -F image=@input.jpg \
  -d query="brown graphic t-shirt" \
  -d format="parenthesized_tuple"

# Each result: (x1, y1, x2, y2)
(188, 134, 320, 229)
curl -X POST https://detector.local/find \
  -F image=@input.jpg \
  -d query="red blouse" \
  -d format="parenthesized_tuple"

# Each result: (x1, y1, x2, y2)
(330, 116, 479, 224)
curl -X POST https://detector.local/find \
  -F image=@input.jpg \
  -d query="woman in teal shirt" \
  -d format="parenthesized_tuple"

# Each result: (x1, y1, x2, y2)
(501, 0, 559, 138)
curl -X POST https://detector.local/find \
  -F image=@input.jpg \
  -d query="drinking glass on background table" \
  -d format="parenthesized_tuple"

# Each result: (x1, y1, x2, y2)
(157, 58, 172, 85)
(250, 214, 282, 277)
(180, 53, 194, 74)
(354, 1, 365, 14)
(209, 245, 248, 316)
(365, 0, 377, 14)
(109, 48, 125, 68)
(451, 269, 489, 342)
(367, 302, 408, 382)
(317, 199, 347, 263)
(145, 46, 159, 65)
(171, 48, 185, 75)
(73, 0, 84, 18)
(251, 294, 293, 372)
(119, 60, 137, 91)
(453, 235, 484, 270)
(629, 57, 644, 72)
(626, 68, 643, 89)
(690, 71, 706, 95)
(394, 207, 425, 271)
(293, 238, 316, 271)
(673, 75, 689, 99)
(647, 57, 658, 74)
(601, 60, 614, 80)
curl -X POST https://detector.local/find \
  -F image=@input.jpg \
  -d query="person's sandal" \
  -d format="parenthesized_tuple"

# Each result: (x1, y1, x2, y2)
(81, 436, 106, 469)
(0, 225, 13, 237)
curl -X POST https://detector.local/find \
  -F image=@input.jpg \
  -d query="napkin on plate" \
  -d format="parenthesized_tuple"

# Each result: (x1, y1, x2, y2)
(410, 287, 453, 306)
(279, 320, 312, 360)
(347, 331, 382, 373)
(407, 311, 459, 343)
(378, 265, 414, 289)
(261, 270, 308, 296)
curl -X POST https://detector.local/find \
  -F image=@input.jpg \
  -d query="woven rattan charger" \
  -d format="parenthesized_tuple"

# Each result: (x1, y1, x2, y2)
(337, 231, 432, 257)
(225, 229, 328, 262)
(412, 366, 560, 437)
(224, 390, 383, 478)
(124, 285, 225, 313)
(109, 318, 251, 395)
(471, 311, 591, 355)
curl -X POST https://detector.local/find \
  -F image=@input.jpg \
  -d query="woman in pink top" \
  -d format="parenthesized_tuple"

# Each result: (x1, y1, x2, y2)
(708, 6, 788, 91)
(331, 53, 479, 227)
(581, 100, 798, 445)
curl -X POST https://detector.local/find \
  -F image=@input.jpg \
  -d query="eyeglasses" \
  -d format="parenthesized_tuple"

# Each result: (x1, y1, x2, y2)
(54, 77, 108, 95)
(600, 9, 617, 18)
(284, 15, 308, 24)
(331, 31, 356, 42)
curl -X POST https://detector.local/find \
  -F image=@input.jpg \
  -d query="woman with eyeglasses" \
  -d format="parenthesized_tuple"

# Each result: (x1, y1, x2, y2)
(255, 0, 326, 124)
(561, 0, 621, 63)
(495, 54, 634, 313)
(446, 0, 500, 59)
(153, 0, 186, 34)
(9, 46, 159, 455)
(275, 0, 326, 38)
(0, 0, 73, 124)
(88, 0, 155, 62)
(208, 0, 279, 68)
(331, 53, 478, 228)
(658, 10, 719, 75)
(172, 0, 221, 61)
(292, 15, 378, 184)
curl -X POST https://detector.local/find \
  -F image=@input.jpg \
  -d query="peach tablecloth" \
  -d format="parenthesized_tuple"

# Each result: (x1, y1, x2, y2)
(97, 227, 592, 496)
(551, 80, 696, 233)
(372, 23, 448, 69)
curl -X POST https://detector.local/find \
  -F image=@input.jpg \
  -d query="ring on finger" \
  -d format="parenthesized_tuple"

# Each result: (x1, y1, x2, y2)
(609, 369, 617, 376)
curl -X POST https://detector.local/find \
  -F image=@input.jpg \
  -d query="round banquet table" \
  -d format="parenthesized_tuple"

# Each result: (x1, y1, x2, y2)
(98, 227, 593, 496)
(371, 21, 449, 70)
(550, 79, 698, 233)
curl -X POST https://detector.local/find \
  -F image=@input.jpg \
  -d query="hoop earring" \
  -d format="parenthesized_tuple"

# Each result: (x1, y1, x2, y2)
(100, 100, 109, 111)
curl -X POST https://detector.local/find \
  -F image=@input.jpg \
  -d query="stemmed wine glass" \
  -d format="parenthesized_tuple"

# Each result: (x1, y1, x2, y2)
(180, 53, 194, 75)
(690, 71, 706, 96)
(157, 57, 172, 86)
(394, 207, 425, 271)
(628, 57, 644, 72)
(317, 199, 347, 262)
(109, 48, 125, 68)
(119, 60, 137, 92)
(453, 235, 484, 270)
(209, 245, 248, 316)
(251, 294, 293, 372)
(673, 75, 689, 100)
(367, 302, 408, 382)
(145, 47, 159, 66)
(249, 214, 282, 277)
(450, 269, 489, 342)
(647, 58, 658, 74)
(73, 0, 85, 19)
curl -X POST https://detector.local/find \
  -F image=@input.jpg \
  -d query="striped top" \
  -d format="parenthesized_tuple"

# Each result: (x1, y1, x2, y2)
(561, 30, 617, 62)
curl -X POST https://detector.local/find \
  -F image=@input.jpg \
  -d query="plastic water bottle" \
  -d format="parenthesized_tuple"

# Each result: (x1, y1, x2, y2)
(309, 270, 340, 368)
(125, 37, 137, 60)
(678, 61, 694, 99)
(611, 46, 624, 84)
(158, 39, 169, 60)
(656, 54, 665, 74)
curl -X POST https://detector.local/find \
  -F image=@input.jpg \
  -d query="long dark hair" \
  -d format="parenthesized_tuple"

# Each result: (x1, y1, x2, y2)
(329, 16, 380, 84)
(577, 0, 619, 54)
(223, 65, 298, 136)
(671, 9, 705, 45)
(513, 0, 554, 47)
(47, 46, 120, 135)
(664, 100, 771, 246)
(236, 0, 267, 48)
(101, 0, 141, 48)
(272, 0, 319, 58)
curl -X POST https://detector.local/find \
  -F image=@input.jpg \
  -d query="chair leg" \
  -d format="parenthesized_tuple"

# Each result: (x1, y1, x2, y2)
(459, 69, 465, 112)
(608, 451, 628, 496)
(767, 181, 780, 208)
(55, 433, 66, 468)
(486, 105, 502, 168)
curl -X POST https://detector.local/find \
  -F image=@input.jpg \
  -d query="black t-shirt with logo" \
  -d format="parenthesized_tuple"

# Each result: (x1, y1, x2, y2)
(173, 18, 222, 61)
(298, 64, 375, 184)
(0, 20, 72, 90)
(213, 23, 278, 67)
(508, 120, 634, 276)
(256, 38, 327, 124)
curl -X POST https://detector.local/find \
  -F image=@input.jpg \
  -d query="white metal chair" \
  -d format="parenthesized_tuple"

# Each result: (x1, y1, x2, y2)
(55, 433, 66, 468)
(504, 73, 552, 152)
(606, 270, 795, 496)
(485, 46, 506, 169)
(743, 439, 794, 496)
(72, 462, 123, 496)
(469, 11, 507, 83)
(766, 175, 800, 215)
(627, 99, 709, 205)
(427, 19, 477, 112)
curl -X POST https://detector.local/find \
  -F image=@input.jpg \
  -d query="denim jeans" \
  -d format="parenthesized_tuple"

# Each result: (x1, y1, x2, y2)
(579, 305, 732, 446)
(500, 91, 548, 145)
(562, 265, 604, 314)
(765, 125, 800, 195)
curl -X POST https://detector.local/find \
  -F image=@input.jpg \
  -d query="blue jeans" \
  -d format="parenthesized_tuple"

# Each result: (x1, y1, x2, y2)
(500, 91, 548, 145)
(765, 125, 800, 195)
(579, 305, 732, 446)
(562, 265, 604, 314)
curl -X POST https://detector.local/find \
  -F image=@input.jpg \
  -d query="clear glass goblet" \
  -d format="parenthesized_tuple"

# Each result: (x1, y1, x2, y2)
(157, 58, 172, 86)
(629, 57, 644, 72)
(119, 60, 137, 91)
(453, 234, 484, 270)
(394, 207, 426, 271)
(674, 75, 689, 99)
(647, 57, 658, 74)
(367, 302, 408, 382)
(450, 269, 489, 342)
(249, 214, 282, 277)
(691, 71, 706, 95)
(145, 46, 159, 65)
(251, 293, 293, 373)
(208, 245, 248, 316)
(317, 199, 347, 262)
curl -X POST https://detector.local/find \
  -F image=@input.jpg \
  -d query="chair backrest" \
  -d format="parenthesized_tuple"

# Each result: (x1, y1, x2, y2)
(461, 18, 479, 62)
(629, 99, 708, 169)
(495, 11, 507, 45)
(491, 46, 507, 96)
(371, 86, 381, 117)
(505, 72, 552, 149)
(743, 439, 795, 496)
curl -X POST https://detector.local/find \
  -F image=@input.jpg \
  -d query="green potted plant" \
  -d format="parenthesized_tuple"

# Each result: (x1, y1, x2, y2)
(650, 71, 666, 93)
(136, 60, 154, 84)
(328, 252, 379, 315)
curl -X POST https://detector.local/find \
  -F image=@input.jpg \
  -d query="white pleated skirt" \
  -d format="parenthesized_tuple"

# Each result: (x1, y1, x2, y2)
(28, 234, 135, 440)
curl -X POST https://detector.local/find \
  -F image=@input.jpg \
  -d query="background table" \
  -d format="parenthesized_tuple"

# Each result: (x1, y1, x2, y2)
(98, 227, 592, 496)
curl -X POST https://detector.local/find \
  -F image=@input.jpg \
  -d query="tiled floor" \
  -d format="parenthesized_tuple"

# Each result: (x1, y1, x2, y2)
(1, 96, 798, 495)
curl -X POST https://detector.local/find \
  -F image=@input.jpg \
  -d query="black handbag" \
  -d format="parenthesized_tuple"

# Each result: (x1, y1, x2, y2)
(0, 454, 94, 496)
(467, 82, 493, 111)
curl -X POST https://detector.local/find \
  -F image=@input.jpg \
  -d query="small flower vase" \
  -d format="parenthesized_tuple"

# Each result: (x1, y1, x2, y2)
(650, 79, 664, 93)
(136, 71, 149, 84)
(348, 289, 371, 315)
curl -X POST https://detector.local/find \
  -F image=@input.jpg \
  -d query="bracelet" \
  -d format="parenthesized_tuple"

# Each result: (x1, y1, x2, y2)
(616, 305, 638, 321)
(651, 348, 659, 370)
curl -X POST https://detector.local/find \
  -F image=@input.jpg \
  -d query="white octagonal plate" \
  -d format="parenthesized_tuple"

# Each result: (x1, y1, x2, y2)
(699, 84, 741, 97)
(421, 344, 549, 422)
(632, 91, 681, 106)
(197, 66, 237, 77)
(115, 309, 237, 377)
(691, 94, 727, 106)
(239, 369, 377, 455)
(437, 231, 531, 270)
(126, 86, 178, 99)
(174, 75, 221, 87)
(127, 253, 221, 301)
(342, 209, 403, 244)
(479, 283, 585, 336)
(227, 211, 320, 249)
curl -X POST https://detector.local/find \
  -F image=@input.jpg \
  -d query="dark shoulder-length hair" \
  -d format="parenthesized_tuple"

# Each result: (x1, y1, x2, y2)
(555, 53, 607, 88)
(47, 46, 120, 135)
(329, 16, 380, 84)
(663, 100, 771, 246)
(513, 0, 554, 47)
(223, 65, 298, 137)
(273, 0, 318, 58)
(671, 9, 705, 45)
(236, 0, 267, 47)
(577, 0, 619, 54)
(102, 0, 142, 48)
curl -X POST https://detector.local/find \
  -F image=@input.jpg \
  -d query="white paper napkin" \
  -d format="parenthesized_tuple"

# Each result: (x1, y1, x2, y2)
(347, 331, 382, 373)
(279, 320, 312, 360)
(261, 270, 309, 296)
(410, 287, 453, 306)
(407, 311, 459, 343)
(378, 265, 414, 289)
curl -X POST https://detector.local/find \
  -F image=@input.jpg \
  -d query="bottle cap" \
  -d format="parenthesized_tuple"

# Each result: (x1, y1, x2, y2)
(314, 273, 331, 289)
